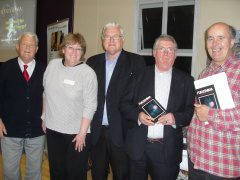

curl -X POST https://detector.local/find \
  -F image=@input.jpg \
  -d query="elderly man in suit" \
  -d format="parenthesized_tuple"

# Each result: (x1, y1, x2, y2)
(87, 22, 146, 180)
(0, 32, 46, 180)
(119, 34, 195, 180)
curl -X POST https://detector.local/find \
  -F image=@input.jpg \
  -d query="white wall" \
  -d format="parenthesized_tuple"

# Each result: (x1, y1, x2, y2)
(196, 0, 240, 76)
(74, 0, 135, 60)
(74, 0, 240, 76)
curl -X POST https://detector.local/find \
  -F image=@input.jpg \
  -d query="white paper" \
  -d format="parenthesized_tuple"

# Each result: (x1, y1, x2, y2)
(194, 72, 235, 125)
(194, 72, 235, 110)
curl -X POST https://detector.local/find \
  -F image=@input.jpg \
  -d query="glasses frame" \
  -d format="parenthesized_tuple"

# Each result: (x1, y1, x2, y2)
(20, 43, 36, 49)
(65, 46, 84, 53)
(103, 34, 123, 41)
(156, 47, 175, 54)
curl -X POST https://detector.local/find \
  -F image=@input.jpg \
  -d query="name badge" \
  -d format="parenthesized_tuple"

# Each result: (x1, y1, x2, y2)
(64, 79, 75, 85)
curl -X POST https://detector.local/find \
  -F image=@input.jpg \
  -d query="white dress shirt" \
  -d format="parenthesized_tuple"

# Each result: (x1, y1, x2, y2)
(147, 66, 172, 139)
(18, 58, 36, 78)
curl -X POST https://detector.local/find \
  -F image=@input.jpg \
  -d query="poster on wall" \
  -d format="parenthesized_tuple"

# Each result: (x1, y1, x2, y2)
(47, 18, 69, 63)
(0, 0, 37, 50)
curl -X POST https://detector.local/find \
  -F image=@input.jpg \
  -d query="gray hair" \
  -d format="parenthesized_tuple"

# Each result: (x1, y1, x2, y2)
(205, 23, 236, 41)
(153, 34, 178, 51)
(18, 32, 39, 45)
(229, 25, 236, 40)
(101, 22, 125, 39)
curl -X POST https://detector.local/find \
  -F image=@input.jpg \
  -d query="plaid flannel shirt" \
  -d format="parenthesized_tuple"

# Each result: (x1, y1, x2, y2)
(188, 55, 240, 178)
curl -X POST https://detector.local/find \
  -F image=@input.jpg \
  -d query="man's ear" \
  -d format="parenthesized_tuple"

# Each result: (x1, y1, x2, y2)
(16, 43, 20, 52)
(153, 49, 156, 58)
(35, 46, 39, 53)
(230, 38, 235, 48)
(174, 51, 177, 59)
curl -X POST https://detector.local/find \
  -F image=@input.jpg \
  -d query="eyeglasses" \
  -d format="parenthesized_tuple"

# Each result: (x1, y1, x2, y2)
(103, 34, 122, 41)
(20, 43, 36, 49)
(65, 46, 83, 53)
(156, 47, 175, 54)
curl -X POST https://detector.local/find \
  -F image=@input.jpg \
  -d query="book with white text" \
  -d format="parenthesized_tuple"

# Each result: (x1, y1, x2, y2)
(138, 96, 166, 123)
(195, 84, 220, 109)
(194, 72, 235, 110)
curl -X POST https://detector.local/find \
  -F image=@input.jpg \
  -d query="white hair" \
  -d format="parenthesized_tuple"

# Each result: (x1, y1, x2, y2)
(102, 22, 124, 39)
(153, 34, 178, 51)
(18, 32, 39, 45)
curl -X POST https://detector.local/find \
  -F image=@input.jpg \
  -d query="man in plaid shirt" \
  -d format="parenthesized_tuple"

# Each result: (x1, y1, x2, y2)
(188, 22, 240, 179)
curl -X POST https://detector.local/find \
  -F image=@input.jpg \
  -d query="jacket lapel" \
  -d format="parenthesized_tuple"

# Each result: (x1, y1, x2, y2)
(99, 55, 106, 93)
(29, 61, 38, 82)
(14, 58, 27, 82)
(145, 66, 155, 131)
(164, 68, 178, 137)
(166, 68, 178, 112)
(148, 66, 155, 98)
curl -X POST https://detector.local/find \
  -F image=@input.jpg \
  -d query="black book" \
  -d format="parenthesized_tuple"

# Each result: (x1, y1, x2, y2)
(138, 96, 167, 123)
(195, 84, 220, 109)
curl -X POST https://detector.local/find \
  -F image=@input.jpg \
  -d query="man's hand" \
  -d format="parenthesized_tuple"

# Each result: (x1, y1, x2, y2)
(157, 113, 175, 125)
(138, 112, 155, 126)
(42, 121, 46, 134)
(0, 118, 7, 138)
(194, 104, 210, 122)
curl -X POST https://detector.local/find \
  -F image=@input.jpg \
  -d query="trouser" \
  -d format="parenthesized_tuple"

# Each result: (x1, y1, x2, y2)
(1, 135, 45, 180)
(46, 128, 90, 180)
(129, 141, 179, 180)
(91, 125, 129, 180)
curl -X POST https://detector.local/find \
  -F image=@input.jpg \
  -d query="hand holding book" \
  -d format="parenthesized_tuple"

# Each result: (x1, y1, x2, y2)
(157, 112, 176, 126)
(138, 112, 155, 126)
(194, 104, 210, 122)
(138, 96, 167, 123)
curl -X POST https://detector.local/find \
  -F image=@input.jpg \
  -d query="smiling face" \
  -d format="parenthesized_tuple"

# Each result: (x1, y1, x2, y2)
(153, 40, 176, 72)
(206, 23, 235, 67)
(16, 34, 38, 64)
(62, 43, 84, 67)
(102, 26, 124, 60)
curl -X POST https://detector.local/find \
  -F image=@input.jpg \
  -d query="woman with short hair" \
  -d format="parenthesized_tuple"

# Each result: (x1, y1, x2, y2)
(42, 33, 97, 180)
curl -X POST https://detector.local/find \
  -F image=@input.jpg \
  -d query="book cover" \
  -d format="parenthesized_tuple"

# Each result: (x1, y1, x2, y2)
(194, 72, 235, 110)
(195, 84, 220, 109)
(138, 96, 166, 123)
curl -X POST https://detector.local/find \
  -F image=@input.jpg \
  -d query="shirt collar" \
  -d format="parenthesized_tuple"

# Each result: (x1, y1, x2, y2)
(209, 54, 234, 71)
(18, 57, 35, 68)
(62, 58, 83, 67)
(155, 65, 172, 76)
(105, 50, 122, 64)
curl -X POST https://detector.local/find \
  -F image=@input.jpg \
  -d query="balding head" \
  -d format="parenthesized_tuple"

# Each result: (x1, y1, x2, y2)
(205, 22, 236, 67)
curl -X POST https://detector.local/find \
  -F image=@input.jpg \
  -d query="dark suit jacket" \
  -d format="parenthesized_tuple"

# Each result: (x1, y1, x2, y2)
(0, 57, 46, 138)
(86, 49, 146, 147)
(119, 65, 195, 167)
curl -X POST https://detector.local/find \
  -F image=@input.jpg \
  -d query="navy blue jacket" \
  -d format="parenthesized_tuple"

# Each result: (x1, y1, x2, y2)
(119, 66, 195, 166)
(87, 50, 146, 147)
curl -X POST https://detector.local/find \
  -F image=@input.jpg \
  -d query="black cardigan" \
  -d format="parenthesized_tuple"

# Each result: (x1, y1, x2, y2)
(0, 58, 46, 138)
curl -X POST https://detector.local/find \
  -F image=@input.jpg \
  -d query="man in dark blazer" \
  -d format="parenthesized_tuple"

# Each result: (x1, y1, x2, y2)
(119, 34, 195, 180)
(0, 32, 46, 180)
(87, 22, 146, 180)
